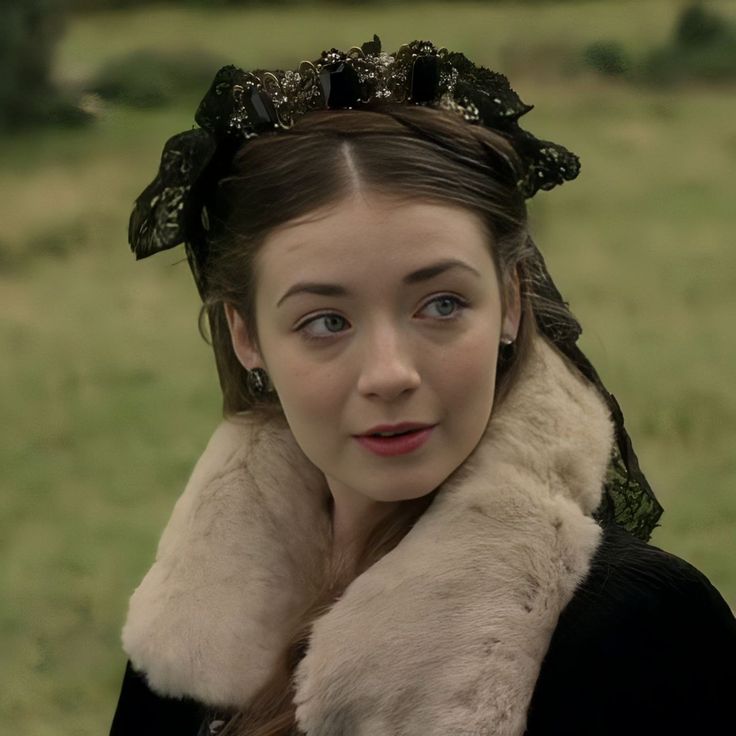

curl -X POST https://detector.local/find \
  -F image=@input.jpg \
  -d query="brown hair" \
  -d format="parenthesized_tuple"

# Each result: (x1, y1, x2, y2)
(197, 104, 566, 735)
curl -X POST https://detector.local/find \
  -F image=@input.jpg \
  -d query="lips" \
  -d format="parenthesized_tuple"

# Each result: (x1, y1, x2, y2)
(355, 425, 435, 456)
(357, 422, 435, 437)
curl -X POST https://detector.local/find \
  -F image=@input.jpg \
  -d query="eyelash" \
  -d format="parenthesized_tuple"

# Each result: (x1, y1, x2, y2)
(294, 294, 470, 343)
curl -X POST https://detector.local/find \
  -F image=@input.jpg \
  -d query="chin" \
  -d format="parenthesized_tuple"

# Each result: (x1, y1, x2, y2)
(379, 481, 443, 504)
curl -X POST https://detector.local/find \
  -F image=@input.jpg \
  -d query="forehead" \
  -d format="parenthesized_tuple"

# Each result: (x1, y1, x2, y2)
(255, 193, 494, 284)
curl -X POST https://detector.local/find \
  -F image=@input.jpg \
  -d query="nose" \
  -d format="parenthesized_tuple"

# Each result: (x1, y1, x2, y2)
(356, 320, 421, 400)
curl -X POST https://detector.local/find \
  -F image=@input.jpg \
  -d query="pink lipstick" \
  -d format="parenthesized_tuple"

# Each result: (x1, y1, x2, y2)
(355, 426, 435, 456)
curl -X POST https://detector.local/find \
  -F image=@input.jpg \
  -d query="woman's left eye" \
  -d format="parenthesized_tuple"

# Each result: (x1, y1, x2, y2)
(421, 294, 469, 320)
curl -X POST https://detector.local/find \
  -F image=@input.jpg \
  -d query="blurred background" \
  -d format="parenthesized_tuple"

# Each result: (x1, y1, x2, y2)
(2, 0, 735, 732)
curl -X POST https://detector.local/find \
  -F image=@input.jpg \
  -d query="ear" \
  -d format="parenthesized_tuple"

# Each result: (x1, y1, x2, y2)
(501, 268, 521, 342)
(223, 303, 265, 371)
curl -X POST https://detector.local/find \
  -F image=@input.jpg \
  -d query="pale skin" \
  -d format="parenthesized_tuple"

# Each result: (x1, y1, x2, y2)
(225, 190, 520, 561)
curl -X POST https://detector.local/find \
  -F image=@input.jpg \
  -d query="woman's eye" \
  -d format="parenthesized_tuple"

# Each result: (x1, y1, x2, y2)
(422, 294, 468, 319)
(298, 314, 349, 341)
(296, 294, 469, 342)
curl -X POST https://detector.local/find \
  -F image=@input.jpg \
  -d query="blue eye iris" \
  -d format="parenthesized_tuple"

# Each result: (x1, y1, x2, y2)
(321, 314, 348, 334)
(432, 296, 458, 317)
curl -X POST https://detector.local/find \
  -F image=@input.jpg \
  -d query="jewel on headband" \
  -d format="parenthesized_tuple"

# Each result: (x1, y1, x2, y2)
(129, 35, 581, 285)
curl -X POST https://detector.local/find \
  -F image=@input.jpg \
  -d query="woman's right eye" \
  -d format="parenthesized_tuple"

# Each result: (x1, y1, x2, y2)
(296, 313, 349, 342)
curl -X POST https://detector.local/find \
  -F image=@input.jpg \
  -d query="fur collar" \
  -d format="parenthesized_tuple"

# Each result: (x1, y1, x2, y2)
(122, 333, 614, 735)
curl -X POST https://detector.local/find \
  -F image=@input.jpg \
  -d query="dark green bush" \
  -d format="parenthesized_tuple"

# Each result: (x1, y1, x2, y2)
(675, 2, 734, 48)
(582, 40, 630, 76)
(639, 3, 736, 85)
(583, 2, 736, 86)
(0, 0, 92, 130)
(86, 48, 230, 107)
(639, 41, 736, 85)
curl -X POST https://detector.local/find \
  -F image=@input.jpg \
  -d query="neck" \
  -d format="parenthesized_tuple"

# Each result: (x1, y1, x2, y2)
(328, 495, 398, 578)
(328, 489, 393, 549)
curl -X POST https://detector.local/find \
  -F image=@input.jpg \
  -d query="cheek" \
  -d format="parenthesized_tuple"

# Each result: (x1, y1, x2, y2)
(434, 330, 499, 456)
(435, 327, 500, 404)
(271, 360, 351, 479)
(271, 354, 344, 426)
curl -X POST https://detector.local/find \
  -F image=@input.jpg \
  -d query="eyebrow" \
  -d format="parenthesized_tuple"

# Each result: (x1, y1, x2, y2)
(276, 258, 482, 308)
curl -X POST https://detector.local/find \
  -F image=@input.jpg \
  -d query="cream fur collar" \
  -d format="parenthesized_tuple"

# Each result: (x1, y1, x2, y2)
(122, 333, 614, 736)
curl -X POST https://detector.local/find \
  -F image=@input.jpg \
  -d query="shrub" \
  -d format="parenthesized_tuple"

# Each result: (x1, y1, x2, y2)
(0, 0, 92, 130)
(584, 3, 736, 86)
(582, 40, 630, 76)
(639, 3, 736, 85)
(675, 2, 735, 48)
(87, 48, 230, 107)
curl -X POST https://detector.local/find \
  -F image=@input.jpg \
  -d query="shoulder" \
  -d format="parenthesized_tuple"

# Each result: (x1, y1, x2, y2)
(583, 522, 734, 636)
(567, 521, 734, 630)
(526, 522, 736, 735)
(109, 660, 223, 736)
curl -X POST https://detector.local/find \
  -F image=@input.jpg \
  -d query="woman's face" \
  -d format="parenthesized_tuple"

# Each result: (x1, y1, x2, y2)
(226, 191, 520, 528)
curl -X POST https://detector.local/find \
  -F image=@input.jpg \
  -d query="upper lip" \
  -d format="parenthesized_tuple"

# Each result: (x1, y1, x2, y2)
(356, 422, 436, 436)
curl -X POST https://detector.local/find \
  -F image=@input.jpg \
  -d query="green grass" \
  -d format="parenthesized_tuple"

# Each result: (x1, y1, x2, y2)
(3, 2, 735, 733)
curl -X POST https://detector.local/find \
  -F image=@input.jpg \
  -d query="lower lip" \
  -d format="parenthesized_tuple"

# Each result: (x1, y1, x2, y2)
(354, 426, 435, 456)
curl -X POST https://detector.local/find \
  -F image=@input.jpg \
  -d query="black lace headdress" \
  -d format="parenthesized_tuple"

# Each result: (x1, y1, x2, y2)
(128, 35, 663, 541)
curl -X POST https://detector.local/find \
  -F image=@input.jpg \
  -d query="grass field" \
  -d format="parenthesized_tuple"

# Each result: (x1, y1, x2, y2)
(2, 2, 735, 733)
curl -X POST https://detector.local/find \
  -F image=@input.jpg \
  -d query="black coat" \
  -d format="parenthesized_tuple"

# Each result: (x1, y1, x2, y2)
(110, 522, 736, 736)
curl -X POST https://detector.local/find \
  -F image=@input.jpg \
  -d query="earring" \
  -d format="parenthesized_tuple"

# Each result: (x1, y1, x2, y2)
(247, 367, 273, 396)
(500, 335, 515, 346)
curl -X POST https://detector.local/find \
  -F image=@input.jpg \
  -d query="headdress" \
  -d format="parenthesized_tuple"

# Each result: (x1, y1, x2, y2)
(127, 35, 663, 541)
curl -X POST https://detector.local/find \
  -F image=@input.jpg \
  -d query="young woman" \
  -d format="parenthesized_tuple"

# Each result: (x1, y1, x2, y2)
(110, 37, 736, 736)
